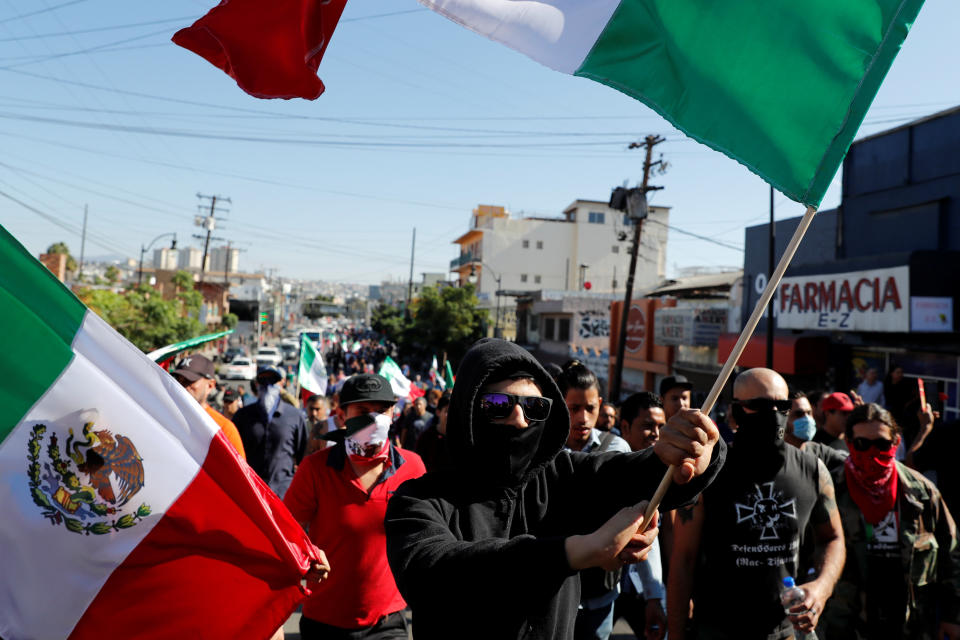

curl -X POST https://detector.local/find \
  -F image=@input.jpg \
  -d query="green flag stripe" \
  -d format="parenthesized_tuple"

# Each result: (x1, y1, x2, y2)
(0, 226, 86, 443)
(574, 0, 924, 207)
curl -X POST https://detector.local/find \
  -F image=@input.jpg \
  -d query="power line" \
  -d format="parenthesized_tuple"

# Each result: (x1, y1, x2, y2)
(0, 0, 91, 26)
(0, 27, 171, 69)
(646, 218, 744, 252)
(0, 15, 194, 41)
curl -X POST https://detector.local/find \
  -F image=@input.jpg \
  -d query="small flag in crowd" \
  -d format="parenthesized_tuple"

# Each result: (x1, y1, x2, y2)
(417, 0, 923, 206)
(379, 356, 412, 399)
(444, 360, 456, 390)
(299, 335, 328, 396)
(172, 0, 348, 99)
(0, 225, 322, 640)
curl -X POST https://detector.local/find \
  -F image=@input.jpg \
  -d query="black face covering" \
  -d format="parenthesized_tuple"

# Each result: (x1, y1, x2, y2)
(731, 404, 788, 471)
(471, 419, 546, 486)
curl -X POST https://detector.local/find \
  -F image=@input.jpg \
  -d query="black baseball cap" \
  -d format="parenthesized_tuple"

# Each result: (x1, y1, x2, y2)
(256, 365, 283, 384)
(659, 375, 693, 397)
(172, 354, 215, 383)
(339, 373, 396, 406)
(222, 388, 240, 404)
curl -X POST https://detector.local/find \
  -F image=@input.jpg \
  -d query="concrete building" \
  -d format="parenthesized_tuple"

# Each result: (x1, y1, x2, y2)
(450, 202, 670, 338)
(209, 246, 240, 274)
(152, 248, 178, 270)
(177, 246, 204, 270)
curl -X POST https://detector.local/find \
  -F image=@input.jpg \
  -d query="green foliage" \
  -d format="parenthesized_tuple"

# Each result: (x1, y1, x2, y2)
(407, 284, 488, 364)
(221, 312, 239, 329)
(371, 302, 409, 343)
(46, 241, 78, 273)
(373, 285, 487, 365)
(312, 294, 334, 302)
(78, 283, 205, 353)
(104, 265, 120, 284)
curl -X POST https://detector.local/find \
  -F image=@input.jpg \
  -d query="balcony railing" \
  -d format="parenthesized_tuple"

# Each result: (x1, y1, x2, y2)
(450, 252, 480, 269)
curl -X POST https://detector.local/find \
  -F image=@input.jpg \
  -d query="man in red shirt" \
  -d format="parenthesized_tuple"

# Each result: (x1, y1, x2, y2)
(284, 373, 426, 639)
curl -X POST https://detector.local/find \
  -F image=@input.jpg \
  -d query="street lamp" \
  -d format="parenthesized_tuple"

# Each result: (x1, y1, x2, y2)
(468, 263, 503, 338)
(138, 233, 178, 286)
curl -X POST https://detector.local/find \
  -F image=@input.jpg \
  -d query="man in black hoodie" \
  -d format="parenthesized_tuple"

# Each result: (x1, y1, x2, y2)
(384, 339, 726, 640)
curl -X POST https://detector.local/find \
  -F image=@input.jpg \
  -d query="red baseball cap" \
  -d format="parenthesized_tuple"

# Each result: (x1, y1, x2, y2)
(822, 392, 854, 412)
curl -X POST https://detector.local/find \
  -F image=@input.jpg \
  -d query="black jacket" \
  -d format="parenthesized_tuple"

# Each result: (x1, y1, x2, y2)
(385, 339, 726, 640)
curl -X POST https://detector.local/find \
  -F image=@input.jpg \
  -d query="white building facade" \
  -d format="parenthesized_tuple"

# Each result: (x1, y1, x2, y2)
(451, 202, 670, 336)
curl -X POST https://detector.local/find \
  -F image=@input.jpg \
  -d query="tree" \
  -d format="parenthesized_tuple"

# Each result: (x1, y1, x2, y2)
(104, 265, 120, 284)
(46, 242, 77, 274)
(405, 284, 488, 366)
(221, 312, 238, 329)
(372, 303, 408, 344)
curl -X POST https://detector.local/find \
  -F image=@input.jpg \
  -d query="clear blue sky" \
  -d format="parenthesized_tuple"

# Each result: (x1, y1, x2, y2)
(0, 0, 957, 284)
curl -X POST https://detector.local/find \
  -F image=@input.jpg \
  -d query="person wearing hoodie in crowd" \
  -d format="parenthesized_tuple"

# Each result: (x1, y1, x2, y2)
(384, 338, 726, 640)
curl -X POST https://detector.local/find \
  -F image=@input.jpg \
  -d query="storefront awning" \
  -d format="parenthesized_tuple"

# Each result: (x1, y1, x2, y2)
(717, 334, 828, 374)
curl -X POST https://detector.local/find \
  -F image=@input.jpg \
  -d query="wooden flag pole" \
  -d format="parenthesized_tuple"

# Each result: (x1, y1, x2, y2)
(641, 205, 818, 529)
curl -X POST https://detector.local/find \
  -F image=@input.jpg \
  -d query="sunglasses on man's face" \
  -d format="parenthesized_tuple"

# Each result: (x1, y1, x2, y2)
(733, 398, 792, 413)
(851, 436, 895, 452)
(479, 392, 553, 422)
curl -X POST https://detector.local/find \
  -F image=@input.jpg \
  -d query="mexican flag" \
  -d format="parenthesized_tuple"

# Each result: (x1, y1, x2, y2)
(0, 225, 322, 639)
(429, 355, 442, 389)
(418, 0, 924, 206)
(299, 335, 328, 396)
(444, 360, 456, 390)
(378, 356, 412, 399)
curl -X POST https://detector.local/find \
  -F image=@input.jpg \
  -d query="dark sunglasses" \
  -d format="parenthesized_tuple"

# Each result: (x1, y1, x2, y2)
(479, 392, 553, 422)
(733, 398, 792, 413)
(851, 437, 895, 452)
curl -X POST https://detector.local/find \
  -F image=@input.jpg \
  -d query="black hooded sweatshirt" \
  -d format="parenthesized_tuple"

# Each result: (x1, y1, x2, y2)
(384, 339, 727, 640)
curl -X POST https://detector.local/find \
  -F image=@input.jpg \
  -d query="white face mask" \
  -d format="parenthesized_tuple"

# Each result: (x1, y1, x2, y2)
(345, 412, 392, 460)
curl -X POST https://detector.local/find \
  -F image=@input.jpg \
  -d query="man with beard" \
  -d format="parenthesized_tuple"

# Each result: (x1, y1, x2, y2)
(820, 403, 960, 640)
(284, 373, 426, 639)
(668, 368, 846, 640)
(233, 365, 309, 497)
(384, 338, 726, 640)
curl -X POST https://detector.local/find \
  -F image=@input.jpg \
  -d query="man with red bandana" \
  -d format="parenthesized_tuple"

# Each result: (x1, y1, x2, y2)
(284, 373, 426, 640)
(821, 402, 960, 640)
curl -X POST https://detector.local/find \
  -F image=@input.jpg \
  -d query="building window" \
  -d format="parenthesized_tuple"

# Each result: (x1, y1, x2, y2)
(544, 317, 555, 340)
(536, 240, 543, 250)
(588, 211, 606, 224)
(612, 245, 619, 254)
(522, 239, 529, 248)
(558, 318, 571, 341)
(520, 274, 528, 283)
(534, 275, 541, 284)
(623, 213, 632, 226)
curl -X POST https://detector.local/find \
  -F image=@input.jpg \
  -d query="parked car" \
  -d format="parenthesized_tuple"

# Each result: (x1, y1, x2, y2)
(255, 347, 283, 368)
(222, 346, 246, 364)
(220, 357, 256, 380)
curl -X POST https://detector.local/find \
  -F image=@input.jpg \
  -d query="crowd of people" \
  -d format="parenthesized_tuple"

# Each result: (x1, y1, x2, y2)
(167, 339, 958, 640)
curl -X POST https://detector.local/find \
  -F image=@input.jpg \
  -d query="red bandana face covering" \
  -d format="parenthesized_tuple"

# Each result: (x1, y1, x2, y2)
(844, 447, 898, 525)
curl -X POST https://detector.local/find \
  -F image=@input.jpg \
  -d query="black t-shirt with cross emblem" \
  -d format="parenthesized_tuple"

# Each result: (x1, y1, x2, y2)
(695, 444, 821, 636)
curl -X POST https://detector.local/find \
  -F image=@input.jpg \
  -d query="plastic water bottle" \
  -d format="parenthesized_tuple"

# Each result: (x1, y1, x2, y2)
(780, 577, 817, 639)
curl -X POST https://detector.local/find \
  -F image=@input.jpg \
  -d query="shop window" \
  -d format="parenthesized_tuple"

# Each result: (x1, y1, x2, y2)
(544, 317, 555, 340)
(558, 318, 571, 342)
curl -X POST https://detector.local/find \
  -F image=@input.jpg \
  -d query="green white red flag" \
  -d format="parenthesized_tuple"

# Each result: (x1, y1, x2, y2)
(0, 225, 321, 639)
(299, 335, 328, 396)
(378, 356, 412, 399)
(443, 360, 456, 390)
(418, 0, 924, 206)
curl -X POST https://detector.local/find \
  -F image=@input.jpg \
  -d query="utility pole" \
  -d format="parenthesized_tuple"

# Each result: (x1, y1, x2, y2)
(406, 227, 416, 317)
(195, 193, 231, 285)
(609, 135, 667, 403)
(77, 204, 87, 282)
(766, 186, 775, 368)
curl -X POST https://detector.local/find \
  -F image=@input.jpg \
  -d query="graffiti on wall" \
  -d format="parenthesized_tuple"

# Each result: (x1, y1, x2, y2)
(579, 311, 610, 340)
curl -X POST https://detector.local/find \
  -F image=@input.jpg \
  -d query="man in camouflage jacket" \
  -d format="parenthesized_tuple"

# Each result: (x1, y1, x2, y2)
(821, 460, 960, 639)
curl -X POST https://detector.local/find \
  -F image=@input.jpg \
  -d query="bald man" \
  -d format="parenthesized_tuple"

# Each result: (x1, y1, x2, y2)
(668, 368, 845, 640)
